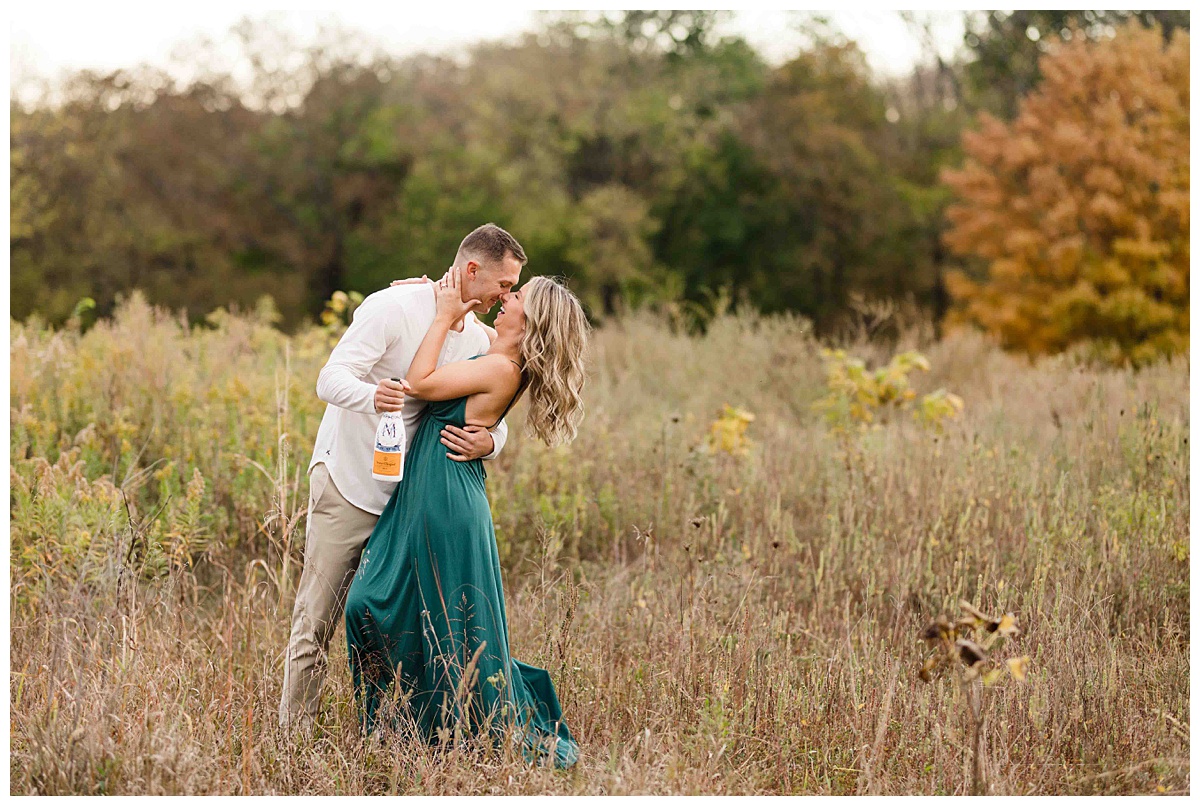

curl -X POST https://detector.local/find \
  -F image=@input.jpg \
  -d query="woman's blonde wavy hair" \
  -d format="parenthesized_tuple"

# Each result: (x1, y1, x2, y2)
(517, 276, 590, 447)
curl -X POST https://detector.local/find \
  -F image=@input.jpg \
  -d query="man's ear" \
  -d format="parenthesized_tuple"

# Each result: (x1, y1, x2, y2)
(465, 260, 480, 279)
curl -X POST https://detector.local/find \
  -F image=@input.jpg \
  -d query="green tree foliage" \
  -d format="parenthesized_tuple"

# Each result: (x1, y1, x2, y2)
(8, 15, 960, 331)
(12, 67, 313, 324)
(732, 41, 934, 322)
(16, 11, 1181, 353)
(577, 9, 732, 58)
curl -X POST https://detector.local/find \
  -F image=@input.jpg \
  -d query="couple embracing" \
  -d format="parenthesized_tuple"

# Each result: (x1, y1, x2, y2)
(279, 224, 586, 768)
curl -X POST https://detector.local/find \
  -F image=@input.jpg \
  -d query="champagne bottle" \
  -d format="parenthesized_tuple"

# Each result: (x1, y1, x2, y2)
(372, 379, 406, 482)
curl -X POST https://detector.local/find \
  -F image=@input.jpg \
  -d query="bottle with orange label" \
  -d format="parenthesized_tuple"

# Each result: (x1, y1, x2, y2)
(372, 379, 406, 482)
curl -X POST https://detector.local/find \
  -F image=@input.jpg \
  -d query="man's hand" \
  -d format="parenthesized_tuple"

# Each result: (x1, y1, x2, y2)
(390, 267, 451, 288)
(440, 424, 495, 462)
(374, 378, 411, 413)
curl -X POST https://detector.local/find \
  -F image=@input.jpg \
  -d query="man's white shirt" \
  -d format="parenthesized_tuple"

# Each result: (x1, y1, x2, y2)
(308, 283, 508, 515)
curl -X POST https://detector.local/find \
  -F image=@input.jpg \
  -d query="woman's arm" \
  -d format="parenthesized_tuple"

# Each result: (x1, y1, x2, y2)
(407, 353, 511, 401)
(405, 267, 503, 401)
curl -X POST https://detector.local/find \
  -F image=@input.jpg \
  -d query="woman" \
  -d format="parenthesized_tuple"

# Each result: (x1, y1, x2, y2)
(343, 268, 588, 769)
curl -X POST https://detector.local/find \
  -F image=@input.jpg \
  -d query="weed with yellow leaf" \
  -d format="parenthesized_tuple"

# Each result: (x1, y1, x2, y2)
(919, 600, 1031, 794)
(705, 405, 756, 456)
(813, 347, 963, 432)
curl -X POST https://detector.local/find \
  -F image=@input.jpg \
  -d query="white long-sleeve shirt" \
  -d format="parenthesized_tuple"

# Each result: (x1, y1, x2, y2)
(308, 283, 508, 515)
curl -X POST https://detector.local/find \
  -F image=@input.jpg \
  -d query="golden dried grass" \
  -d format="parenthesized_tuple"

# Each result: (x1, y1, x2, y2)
(9, 293, 1190, 794)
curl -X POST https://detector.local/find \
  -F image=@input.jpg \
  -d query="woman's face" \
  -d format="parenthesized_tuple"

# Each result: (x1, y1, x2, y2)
(494, 286, 527, 336)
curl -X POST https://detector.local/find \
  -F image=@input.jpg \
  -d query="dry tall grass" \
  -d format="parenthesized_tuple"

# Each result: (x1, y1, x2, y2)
(10, 293, 1190, 794)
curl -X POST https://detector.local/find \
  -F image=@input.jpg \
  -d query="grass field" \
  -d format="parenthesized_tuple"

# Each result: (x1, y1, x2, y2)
(9, 293, 1190, 794)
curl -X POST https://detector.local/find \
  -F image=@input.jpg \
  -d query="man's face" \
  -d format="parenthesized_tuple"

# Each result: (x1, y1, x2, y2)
(464, 254, 522, 315)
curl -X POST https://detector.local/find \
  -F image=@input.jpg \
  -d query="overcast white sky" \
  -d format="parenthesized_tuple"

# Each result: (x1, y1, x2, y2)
(11, 7, 969, 101)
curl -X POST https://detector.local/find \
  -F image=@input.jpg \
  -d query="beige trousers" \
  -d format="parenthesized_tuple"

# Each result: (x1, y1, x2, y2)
(278, 462, 379, 730)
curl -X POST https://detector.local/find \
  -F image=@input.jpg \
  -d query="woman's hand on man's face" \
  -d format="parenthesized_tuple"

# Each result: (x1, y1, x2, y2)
(434, 266, 481, 325)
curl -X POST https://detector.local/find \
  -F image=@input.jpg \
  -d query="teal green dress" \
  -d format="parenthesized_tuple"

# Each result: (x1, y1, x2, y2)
(344, 359, 578, 769)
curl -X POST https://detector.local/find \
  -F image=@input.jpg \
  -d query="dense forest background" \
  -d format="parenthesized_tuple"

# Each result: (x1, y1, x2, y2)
(10, 10, 1190, 355)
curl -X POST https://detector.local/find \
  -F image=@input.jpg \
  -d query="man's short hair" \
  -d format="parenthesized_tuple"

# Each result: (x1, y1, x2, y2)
(455, 223, 527, 268)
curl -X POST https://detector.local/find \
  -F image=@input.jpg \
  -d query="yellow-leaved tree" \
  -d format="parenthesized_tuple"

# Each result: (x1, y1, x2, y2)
(941, 21, 1189, 365)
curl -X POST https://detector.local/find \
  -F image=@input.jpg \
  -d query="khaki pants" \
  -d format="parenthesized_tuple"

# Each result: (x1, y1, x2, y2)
(279, 462, 379, 730)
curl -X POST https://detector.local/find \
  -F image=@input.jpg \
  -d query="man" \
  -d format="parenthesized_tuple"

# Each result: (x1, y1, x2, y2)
(279, 223, 526, 731)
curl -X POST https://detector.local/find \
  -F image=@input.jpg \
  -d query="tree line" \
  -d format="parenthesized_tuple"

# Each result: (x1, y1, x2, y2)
(9, 10, 1190, 360)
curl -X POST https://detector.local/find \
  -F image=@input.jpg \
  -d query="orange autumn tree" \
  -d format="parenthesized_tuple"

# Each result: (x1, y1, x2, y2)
(941, 21, 1189, 365)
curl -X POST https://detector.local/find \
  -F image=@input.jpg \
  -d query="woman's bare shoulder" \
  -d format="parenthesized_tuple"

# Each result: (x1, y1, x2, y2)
(474, 352, 521, 370)
(470, 353, 522, 386)
(461, 354, 522, 422)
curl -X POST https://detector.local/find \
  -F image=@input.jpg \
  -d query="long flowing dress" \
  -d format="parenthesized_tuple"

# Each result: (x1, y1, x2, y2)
(344, 361, 578, 769)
